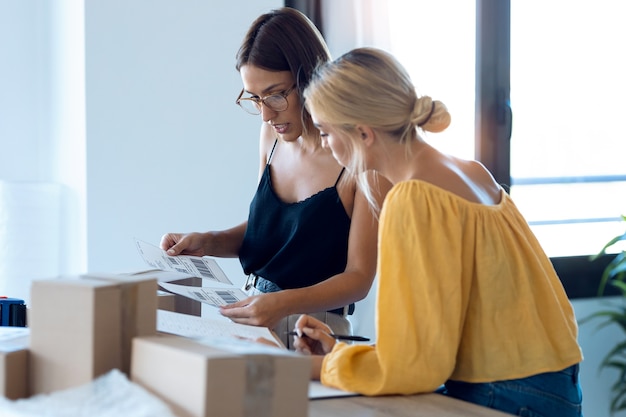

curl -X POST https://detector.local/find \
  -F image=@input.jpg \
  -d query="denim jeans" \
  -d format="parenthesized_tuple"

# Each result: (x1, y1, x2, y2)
(441, 364, 583, 416)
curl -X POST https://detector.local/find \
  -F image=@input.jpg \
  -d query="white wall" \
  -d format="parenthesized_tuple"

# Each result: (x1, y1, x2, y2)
(0, 0, 83, 303)
(0, 1, 50, 182)
(84, 0, 280, 285)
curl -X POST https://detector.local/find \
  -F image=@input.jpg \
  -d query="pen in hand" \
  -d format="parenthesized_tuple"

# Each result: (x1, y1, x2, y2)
(285, 331, 370, 342)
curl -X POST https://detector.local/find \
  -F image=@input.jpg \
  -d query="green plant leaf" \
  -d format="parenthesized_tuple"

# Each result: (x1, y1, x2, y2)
(600, 344, 626, 399)
(603, 359, 626, 372)
(587, 215, 626, 415)
(612, 279, 626, 295)
(597, 246, 626, 296)
(610, 367, 626, 414)
(611, 388, 626, 413)
(580, 308, 626, 334)
(589, 229, 626, 261)
(608, 252, 626, 273)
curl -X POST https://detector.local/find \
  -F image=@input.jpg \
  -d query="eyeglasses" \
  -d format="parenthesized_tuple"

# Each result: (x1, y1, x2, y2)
(236, 84, 296, 115)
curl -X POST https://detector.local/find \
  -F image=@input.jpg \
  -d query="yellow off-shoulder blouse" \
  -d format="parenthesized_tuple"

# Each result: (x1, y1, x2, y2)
(321, 180, 583, 395)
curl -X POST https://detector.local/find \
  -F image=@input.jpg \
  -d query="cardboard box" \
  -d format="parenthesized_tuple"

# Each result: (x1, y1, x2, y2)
(81, 273, 158, 374)
(0, 327, 29, 399)
(29, 277, 123, 395)
(130, 270, 202, 316)
(131, 333, 311, 417)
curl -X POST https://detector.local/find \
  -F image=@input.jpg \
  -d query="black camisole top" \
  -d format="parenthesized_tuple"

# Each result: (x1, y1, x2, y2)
(238, 140, 350, 290)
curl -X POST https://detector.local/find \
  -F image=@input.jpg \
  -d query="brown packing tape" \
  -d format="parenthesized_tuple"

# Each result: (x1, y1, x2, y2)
(118, 281, 138, 374)
(243, 355, 275, 417)
(80, 274, 157, 375)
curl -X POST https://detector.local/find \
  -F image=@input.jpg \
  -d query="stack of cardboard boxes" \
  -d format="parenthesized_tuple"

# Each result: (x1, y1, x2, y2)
(0, 274, 311, 417)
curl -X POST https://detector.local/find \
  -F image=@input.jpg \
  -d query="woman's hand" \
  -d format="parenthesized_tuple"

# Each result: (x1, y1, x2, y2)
(219, 293, 287, 329)
(160, 232, 208, 257)
(292, 314, 337, 356)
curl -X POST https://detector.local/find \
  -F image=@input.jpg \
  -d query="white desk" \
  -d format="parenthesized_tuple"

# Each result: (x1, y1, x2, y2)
(309, 393, 511, 417)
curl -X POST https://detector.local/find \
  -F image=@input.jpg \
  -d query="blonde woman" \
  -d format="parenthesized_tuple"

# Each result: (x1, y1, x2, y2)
(293, 47, 583, 416)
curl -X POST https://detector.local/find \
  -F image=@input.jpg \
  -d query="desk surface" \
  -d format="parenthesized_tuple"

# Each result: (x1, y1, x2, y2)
(309, 393, 510, 417)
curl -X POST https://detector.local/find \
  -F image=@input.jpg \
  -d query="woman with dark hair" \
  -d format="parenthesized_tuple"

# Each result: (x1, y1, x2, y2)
(161, 8, 391, 348)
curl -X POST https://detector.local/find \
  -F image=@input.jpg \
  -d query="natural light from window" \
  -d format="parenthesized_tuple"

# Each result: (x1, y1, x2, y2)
(510, 0, 626, 256)
(388, 0, 626, 257)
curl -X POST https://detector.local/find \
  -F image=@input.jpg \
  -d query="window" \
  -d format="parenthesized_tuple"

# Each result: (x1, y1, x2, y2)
(509, 0, 626, 257)
(321, 0, 625, 258)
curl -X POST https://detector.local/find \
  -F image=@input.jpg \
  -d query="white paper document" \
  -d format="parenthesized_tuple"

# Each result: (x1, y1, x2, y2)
(135, 238, 247, 307)
(134, 238, 231, 284)
(157, 309, 282, 347)
(158, 281, 248, 307)
(308, 381, 359, 400)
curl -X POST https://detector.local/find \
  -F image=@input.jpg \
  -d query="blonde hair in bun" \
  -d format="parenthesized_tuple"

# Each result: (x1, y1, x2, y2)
(304, 47, 452, 210)
(412, 96, 451, 133)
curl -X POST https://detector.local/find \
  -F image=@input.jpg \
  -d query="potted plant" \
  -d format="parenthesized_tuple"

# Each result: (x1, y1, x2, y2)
(586, 214, 626, 414)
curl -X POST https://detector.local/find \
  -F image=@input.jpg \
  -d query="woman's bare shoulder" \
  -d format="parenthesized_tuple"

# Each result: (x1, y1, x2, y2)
(259, 123, 277, 157)
(458, 158, 502, 203)
(416, 152, 501, 204)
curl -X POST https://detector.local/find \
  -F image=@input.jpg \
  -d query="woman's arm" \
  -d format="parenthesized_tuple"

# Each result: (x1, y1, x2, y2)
(322, 185, 464, 395)
(160, 223, 247, 258)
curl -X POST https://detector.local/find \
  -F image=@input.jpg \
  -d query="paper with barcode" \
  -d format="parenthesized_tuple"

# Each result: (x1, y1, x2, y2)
(157, 310, 283, 347)
(158, 281, 247, 307)
(134, 238, 232, 284)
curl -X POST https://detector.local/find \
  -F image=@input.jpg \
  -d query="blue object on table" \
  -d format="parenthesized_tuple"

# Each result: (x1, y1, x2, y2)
(0, 296, 27, 327)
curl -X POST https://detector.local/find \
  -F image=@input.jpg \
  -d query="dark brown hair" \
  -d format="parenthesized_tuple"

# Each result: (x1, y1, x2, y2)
(236, 7, 331, 139)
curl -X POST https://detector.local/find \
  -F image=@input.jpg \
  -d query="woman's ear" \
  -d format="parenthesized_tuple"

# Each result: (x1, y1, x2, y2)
(356, 125, 375, 146)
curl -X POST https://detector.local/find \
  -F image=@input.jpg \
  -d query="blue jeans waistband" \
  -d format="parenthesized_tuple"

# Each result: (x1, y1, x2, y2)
(245, 274, 354, 316)
(245, 274, 282, 292)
